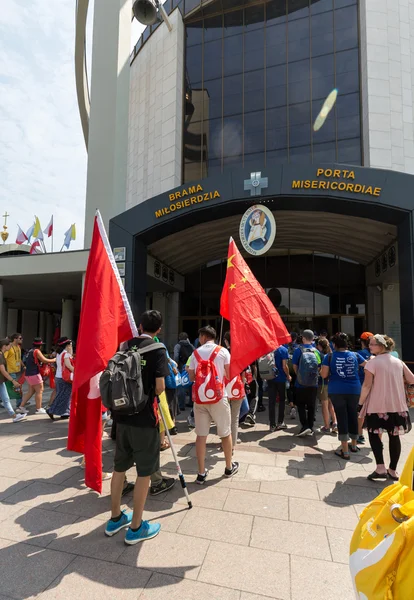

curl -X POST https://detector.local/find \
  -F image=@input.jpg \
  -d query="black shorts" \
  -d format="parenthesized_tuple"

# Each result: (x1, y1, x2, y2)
(114, 424, 160, 477)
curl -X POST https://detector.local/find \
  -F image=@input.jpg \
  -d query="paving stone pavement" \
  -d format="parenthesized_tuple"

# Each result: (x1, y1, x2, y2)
(0, 390, 413, 600)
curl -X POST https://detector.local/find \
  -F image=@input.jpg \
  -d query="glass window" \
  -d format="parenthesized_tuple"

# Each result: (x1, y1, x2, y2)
(244, 110, 265, 154)
(203, 78, 222, 120)
(223, 35, 243, 76)
(267, 126, 288, 151)
(336, 48, 359, 74)
(288, 0, 309, 21)
(204, 15, 223, 42)
(336, 92, 360, 118)
(245, 4, 264, 31)
(244, 70, 265, 112)
(335, 6, 358, 52)
(203, 39, 222, 81)
(223, 73, 243, 116)
(338, 138, 361, 164)
(244, 152, 265, 170)
(313, 141, 336, 162)
(206, 117, 223, 161)
(186, 43, 202, 86)
(266, 1, 286, 26)
(184, 0, 200, 15)
(337, 114, 360, 139)
(267, 105, 288, 129)
(267, 149, 289, 164)
(244, 30, 264, 72)
(311, 0, 333, 15)
(222, 115, 243, 158)
(224, 9, 243, 36)
(183, 0, 361, 181)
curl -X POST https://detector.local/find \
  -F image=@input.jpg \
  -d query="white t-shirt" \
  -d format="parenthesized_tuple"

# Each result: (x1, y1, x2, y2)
(188, 342, 230, 383)
(56, 351, 70, 378)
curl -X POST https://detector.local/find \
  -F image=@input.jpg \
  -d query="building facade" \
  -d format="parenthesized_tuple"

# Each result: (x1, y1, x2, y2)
(106, 0, 414, 356)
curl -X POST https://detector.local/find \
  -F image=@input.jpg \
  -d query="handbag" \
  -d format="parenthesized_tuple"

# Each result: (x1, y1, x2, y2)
(349, 446, 414, 599)
(165, 363, 181, 389)
(405, 383, 414, 408)
(61, 353, 74, 383)
(180, 369, 192, 389)
(34, 350, 51, 378)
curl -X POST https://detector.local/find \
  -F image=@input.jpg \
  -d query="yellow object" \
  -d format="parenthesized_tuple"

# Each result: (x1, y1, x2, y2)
(33, 216, 42, 238)
(158, 391, 174, 433)
(71, 223, 76, 240)
(350, 446, 414, 599)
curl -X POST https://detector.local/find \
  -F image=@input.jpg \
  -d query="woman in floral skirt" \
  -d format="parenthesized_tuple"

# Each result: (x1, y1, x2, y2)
(359, 334, 414, 481)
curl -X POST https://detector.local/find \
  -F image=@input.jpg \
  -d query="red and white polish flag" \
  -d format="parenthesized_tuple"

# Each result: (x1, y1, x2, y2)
(16, 225, 28, 245)
(67, 211, 138, 493)
(43, 216, 53, 238)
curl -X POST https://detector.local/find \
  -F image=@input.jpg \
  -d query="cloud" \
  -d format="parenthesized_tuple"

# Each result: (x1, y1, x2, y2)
(0, 0, 88, 250)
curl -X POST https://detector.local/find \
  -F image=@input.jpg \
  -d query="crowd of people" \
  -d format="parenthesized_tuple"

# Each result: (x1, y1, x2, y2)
(0, 334, 75, 422)
(104, 311, 414, 545)
(1, 314, 413, 547)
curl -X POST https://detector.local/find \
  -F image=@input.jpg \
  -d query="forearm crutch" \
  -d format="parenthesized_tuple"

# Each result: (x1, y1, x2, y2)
(157, 397, 193, 509)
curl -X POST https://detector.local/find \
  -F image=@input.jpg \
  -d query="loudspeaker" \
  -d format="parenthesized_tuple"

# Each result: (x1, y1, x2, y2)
(132, 0, 158, 25)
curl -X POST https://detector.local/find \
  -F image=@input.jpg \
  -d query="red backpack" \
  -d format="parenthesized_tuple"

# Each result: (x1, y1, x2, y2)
(224, 375, 244, 401)
(192, 346, 224, 405)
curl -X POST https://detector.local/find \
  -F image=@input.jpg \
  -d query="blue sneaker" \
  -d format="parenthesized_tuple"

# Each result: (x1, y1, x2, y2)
(104, 510, 132, 537)
(124, 520, 161, 545)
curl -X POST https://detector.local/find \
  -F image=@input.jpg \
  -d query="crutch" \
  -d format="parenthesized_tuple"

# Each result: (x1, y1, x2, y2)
(157, 396, 193, 509)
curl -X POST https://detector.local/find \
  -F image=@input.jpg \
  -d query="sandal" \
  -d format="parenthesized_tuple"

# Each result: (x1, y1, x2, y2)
(160, 441, 170, 451)
(335, 449, 350, 460)
(348, 444, 360, 453)
(367, 470, 388, 481)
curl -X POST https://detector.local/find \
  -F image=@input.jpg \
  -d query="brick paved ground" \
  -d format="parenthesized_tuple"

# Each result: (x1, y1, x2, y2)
(0, 389, 412, 600)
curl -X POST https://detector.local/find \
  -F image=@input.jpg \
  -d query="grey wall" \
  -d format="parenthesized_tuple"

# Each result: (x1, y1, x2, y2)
(360, 0, 414, 172)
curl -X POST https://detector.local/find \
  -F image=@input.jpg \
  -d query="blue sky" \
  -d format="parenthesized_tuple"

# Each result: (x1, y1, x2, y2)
(0, 0, 144, 251)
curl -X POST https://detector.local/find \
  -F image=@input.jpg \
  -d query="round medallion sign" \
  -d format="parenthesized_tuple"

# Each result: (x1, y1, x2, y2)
(239, 204, 276, 256)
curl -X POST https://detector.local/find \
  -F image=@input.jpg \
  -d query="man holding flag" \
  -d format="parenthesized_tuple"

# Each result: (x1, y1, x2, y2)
(67, 212, 162, 546)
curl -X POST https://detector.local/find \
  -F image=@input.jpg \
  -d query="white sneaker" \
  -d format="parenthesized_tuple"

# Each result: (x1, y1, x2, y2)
(13, 413, 26, 423)
(16, 407, 28, 414)
(35, 408, 47, 414)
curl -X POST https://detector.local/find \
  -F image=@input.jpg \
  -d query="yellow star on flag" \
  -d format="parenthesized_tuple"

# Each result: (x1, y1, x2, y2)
(227, 254, 236, 268)
(241, 277, 247, 283)
(230, 283, 236, 290)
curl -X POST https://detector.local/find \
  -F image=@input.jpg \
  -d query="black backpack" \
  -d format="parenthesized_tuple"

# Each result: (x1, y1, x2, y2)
(100, 343, 165, 415)
(178, 341, 194, 368)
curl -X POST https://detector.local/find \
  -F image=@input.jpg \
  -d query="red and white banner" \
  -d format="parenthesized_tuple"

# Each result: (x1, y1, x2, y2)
(67, 211, 137, 493)
(16, 225, 28, 245)
(43, 216, 53, 238)
(29, 240, 41, 254)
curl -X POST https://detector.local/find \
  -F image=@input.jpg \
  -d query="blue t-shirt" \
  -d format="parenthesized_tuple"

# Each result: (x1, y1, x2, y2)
(357, 348, 370, 383)
(274, 345, 289, 382)
(292, 344, 322, 388)
(323, 350, 364, 395)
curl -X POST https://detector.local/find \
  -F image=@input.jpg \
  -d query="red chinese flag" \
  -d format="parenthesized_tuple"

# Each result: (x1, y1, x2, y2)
(67, 212, 137, 493)
(220, 237, 291, 379)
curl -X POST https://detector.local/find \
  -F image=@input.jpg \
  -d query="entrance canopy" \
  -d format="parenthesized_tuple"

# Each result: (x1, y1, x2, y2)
(148, 211, 397, 274)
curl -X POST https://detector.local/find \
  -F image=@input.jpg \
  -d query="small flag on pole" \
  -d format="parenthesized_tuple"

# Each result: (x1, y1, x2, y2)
(63, 224, 76, 249)
(29, 240, 41, 254)
(26, 224, 35, 242)
(33, 216, 44, 241)
(16, 226, 28, 245)
(43, 216, 53, 238)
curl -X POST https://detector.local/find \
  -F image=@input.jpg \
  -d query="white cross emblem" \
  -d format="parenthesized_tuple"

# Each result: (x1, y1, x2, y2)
(244, 172, 268, 197)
